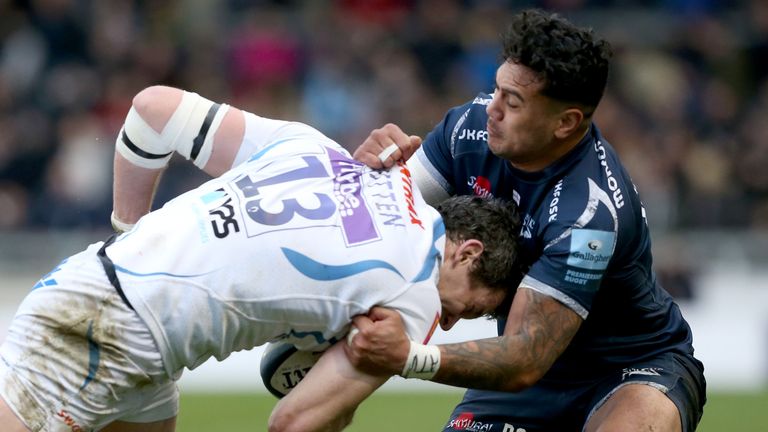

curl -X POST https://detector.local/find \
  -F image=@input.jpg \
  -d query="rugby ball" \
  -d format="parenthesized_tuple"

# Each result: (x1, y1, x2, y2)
(260, 342, 324, 398)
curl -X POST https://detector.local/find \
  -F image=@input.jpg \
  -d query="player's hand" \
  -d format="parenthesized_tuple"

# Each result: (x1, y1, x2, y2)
(353, 123, 422, 169)
(344, 307, 410, 376)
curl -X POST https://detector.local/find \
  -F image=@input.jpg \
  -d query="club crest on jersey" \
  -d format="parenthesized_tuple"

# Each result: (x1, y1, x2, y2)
(467, 176, 492, 198)
(521, 214, 535, 239)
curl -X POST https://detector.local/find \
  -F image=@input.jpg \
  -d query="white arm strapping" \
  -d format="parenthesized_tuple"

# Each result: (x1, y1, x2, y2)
(115, 91, 230, 169)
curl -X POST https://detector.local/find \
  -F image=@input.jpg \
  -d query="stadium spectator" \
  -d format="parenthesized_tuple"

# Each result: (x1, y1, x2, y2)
(0, 1, 765, 234)
(347, 9, 706, 431)
(0, 85, 521, 432)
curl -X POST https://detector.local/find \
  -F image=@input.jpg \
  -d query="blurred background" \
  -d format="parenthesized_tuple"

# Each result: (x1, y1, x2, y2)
(0, 0, 767, 427)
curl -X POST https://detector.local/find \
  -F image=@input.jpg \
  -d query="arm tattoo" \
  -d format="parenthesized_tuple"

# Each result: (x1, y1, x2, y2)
(433, 288, 582, 391)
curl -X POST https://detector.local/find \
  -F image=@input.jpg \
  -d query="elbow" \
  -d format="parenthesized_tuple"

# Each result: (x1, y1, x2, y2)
(268, 407, 354, 432)
(497, 366, 548, 393)
(268, 408, 300, 432)
(510, 370, 543, 392)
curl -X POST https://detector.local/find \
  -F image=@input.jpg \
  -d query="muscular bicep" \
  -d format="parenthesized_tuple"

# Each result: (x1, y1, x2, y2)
(268, 342, 388, 432)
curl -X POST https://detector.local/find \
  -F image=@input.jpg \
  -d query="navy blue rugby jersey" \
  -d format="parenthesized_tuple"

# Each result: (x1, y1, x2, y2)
(415, 92, 695, 375)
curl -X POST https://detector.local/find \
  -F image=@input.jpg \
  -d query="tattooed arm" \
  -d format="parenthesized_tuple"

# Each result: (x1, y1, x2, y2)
(434, 287, 581, 391)
(345, 287, 582, 392)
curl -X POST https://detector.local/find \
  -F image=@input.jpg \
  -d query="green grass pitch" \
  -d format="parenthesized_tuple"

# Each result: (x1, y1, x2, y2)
(176, 391, 768, 431)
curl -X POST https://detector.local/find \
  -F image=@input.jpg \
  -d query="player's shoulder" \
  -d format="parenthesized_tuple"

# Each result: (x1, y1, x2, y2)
(429, 92, 493, 156)
(534, 172, 619, 237)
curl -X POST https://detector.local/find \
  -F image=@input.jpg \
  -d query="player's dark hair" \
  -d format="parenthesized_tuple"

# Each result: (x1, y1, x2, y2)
(437, 195, 522, 312)
(501, 9, 612, 112)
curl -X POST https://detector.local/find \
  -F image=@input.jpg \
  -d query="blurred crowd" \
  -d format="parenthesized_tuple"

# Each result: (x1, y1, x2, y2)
(0, 0, 766, 233)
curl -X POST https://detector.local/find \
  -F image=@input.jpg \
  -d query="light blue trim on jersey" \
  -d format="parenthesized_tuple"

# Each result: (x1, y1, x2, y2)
(201, 189, 227, 204)
(79, 320, 100, 391)
(31, 258, 68, 290)
(114, 265, 217, 279)
(281, 247, 403, 281)
(285, 329, 339, 345)
(247, 134, 339, 163)
(247, 139, 285, 162)
(411, 219, 444, 283)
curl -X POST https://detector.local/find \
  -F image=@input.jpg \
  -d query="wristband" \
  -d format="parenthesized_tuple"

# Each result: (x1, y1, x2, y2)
(110, 212, 135, 233)
(401, 341, 440, 380)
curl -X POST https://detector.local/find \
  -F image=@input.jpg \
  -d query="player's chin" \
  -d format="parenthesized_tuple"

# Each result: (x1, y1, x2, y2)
(439, 315, 458, 331)
(486, 135, 506, 156)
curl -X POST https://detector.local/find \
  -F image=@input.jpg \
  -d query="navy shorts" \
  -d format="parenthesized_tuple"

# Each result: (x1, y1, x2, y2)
(442, 351, 706, 432)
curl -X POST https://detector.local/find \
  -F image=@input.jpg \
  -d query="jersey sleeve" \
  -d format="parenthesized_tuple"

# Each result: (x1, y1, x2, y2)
(382, 281, 441, 344)
(522, 178, 619, 319)
(232, 113, 343, 167)
(415, 95, 484, 198)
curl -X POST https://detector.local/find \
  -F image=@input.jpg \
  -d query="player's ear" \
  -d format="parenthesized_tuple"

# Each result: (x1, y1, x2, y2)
(554, 108, 584, 140)
(456, 239, 484, 266)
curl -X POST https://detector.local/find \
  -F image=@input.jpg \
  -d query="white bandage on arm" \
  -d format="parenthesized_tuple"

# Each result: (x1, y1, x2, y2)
(110, 211, 135, 233)
(116, 91, 230, 169)
(401, 341, 441, 380)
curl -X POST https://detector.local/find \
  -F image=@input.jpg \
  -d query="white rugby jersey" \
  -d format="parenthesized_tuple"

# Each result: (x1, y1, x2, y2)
(106, 116, 443, 378)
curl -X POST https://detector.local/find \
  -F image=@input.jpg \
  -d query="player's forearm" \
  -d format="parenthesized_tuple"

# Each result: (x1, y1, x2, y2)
(112, 152, 165, 225)
(427, 288, 582, 392)
(431, 336, 541, 392)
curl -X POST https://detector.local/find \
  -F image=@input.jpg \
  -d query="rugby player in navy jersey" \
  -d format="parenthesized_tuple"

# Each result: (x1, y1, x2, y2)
(348, 9, 706, 432)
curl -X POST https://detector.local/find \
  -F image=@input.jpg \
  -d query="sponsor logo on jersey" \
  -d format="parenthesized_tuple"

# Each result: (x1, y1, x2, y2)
(594, 140, 625, 209)
(397, 161, 424, 229)
(567, 229, 615, 270)
(622, 367, 663, 381)
(330, 154, 380, 244)
(503, 424, 528, 432)
(548, 179, 564, 222)
(446, 412, 493, 431)
(56, 409, 85, 432)
(457, 128, 489, 142)
(467, 176, 493, 198)
(203, 187, 241, 239)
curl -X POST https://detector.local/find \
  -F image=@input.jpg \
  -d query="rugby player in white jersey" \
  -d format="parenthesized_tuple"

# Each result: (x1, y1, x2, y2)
(0, 86, 521, 432)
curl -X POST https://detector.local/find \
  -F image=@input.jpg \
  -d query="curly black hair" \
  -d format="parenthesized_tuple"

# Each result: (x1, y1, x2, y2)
(501, 9, 613, 112)
(437, 195, 521, 293)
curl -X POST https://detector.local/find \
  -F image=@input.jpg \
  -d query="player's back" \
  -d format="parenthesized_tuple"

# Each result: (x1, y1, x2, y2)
(108, 125, 442, 377)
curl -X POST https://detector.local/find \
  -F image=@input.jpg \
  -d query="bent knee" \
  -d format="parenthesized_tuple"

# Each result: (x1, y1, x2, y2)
(132, 86, 184, 133)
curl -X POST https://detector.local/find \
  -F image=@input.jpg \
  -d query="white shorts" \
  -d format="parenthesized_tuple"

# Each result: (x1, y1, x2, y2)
(0, 244, 179, 431)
